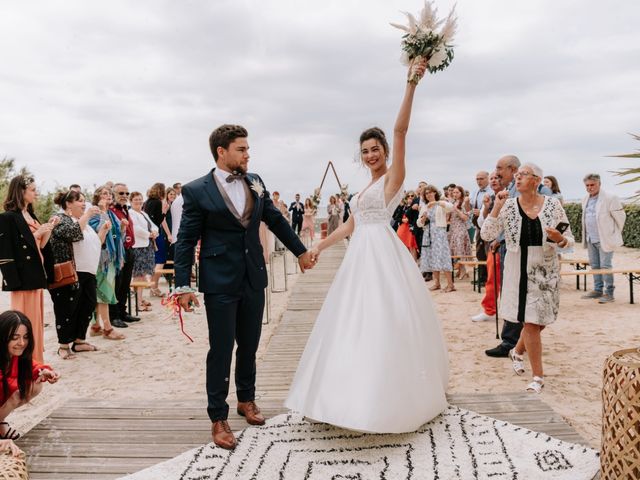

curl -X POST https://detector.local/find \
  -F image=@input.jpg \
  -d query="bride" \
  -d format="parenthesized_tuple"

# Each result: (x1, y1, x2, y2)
(285, 59, 449, 433)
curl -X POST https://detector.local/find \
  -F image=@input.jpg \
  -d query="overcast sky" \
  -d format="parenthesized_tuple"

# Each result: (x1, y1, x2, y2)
(1, 0, 639, 203)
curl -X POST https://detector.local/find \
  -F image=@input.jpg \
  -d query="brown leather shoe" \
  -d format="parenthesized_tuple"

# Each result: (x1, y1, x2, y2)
(237, 401, 266, 425)
(211, 420, 236, 450)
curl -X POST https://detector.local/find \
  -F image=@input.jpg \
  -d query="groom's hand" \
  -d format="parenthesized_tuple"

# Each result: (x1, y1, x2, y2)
(178, 293, 200, 312)
(298, 251, 315, 273)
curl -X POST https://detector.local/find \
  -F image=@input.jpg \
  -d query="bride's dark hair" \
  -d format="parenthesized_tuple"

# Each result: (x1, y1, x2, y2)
(359, 127, 389, 159)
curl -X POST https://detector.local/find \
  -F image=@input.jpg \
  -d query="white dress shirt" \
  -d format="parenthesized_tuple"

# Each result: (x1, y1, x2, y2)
(214, 167, 246, 215)
(170, 194, 184, 243)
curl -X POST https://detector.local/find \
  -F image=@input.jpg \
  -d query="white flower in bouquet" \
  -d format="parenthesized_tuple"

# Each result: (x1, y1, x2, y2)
(390, 1, 457, 82)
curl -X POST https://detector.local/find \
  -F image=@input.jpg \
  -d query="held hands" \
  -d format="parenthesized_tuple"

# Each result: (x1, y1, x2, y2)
(177, 292, 200, 312)
(298, 251, 316, 273)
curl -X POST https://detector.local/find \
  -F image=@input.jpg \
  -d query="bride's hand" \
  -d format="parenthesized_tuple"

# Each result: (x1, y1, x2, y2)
(408, 56, 428, 83)
(309, 247, 320, 264)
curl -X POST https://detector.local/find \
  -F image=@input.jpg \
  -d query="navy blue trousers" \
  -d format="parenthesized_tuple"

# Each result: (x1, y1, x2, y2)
(204, 280, 265, 421)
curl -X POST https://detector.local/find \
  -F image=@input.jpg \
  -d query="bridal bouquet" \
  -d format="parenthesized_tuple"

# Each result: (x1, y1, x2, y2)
(391, 1, 457, 83)
(311, 188, 321, 208)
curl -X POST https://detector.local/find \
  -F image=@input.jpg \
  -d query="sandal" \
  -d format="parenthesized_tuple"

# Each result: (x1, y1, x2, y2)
(57, 346, 77, 360)
(141, 299, 152, 307)
(102, 328, 125, 340)
(0, 422, 20, 440)
(150, 288, 163, 297)
(429, 284, 441, 291)
(509, 349, 525, 375)
(443, 285, 457, 293)
(526, 376, 544, 393)
(71, 342, 99, 353)
(89, 325, 103, 337)
(138, 305, 152, 312)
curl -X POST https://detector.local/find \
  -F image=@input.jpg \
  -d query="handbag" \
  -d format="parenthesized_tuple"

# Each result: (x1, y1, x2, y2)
(48, 260, 78, 289)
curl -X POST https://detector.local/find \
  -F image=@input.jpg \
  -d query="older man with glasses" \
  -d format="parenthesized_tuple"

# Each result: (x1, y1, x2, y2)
(108, 183, 140, 327)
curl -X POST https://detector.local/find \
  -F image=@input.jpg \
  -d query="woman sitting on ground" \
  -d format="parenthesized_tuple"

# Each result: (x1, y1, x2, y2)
(0, 310, 59, 440)
(481, 163, 574, 393)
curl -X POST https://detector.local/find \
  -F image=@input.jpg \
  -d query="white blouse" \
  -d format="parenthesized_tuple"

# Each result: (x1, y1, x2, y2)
(129, 209, 159, 248)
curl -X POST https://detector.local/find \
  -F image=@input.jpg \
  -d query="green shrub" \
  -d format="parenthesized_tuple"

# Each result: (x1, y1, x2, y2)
(564, 202, 640, 248)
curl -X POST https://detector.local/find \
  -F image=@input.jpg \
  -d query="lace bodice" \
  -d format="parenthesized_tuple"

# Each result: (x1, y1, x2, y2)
(352, 175, 404, 226)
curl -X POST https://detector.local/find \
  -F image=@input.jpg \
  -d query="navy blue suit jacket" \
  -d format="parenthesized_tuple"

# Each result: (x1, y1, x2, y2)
(174, 169, 306, 294)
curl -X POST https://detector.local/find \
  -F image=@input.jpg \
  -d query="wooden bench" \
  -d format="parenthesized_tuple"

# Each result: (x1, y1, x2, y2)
(458, 260, 487, 293)
(155, 268, 175, 290)
(560, 258, 590, 291)
(560, 268, 640, 304)
(128, 281, 154, 316)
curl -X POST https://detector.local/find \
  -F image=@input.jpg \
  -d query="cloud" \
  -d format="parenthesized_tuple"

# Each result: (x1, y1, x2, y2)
(0, 0, 638, 202)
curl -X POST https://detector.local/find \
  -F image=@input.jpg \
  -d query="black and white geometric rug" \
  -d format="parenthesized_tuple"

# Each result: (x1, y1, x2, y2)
(121, 407, 599, 479)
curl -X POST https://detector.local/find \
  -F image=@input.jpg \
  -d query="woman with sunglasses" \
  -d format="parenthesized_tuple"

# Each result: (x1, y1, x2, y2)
(481, 163, 573, 393)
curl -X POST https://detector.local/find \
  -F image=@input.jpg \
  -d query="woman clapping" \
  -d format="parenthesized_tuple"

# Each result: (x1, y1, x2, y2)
(481, 163, 573, 393)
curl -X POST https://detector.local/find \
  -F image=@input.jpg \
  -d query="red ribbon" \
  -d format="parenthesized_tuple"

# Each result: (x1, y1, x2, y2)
(161, 294, 194, 343)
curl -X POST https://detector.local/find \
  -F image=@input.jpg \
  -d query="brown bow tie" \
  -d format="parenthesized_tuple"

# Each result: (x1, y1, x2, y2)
(226, 172, 246, 183)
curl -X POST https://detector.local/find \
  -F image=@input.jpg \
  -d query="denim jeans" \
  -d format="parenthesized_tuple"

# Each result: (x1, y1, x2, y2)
(586, 241, 615, 296)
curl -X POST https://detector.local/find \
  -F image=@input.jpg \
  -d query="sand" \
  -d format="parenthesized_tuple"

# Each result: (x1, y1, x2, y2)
(3, 244, 639, 449)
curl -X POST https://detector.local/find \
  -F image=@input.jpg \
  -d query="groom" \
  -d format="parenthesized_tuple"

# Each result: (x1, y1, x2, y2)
(174, 124, 314, 449)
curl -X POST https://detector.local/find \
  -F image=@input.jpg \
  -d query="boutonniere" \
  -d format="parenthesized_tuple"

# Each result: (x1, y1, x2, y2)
(250, 178, 264, 198)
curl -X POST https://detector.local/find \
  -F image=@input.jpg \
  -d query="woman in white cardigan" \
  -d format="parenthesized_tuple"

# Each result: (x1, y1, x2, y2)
(417, 185, 455, 292)
(129, 192, 159, 312)
(481, 163, 573, 393)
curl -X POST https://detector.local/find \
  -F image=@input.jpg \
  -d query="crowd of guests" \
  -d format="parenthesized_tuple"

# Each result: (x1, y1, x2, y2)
(391, 155, 627, 393)
(271, 191, 351, 245)
(0, 177, 185, 365)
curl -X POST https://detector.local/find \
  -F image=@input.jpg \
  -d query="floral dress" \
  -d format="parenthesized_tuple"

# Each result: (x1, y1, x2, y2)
(419, 206, 452, 272)
(447, 205, 472, 258)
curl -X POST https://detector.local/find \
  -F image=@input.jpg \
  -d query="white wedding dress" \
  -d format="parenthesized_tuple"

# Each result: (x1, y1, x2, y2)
(285, 174, 449, 433)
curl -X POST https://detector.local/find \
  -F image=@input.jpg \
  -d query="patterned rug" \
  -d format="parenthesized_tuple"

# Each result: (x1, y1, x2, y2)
(121, 407, 600, 480)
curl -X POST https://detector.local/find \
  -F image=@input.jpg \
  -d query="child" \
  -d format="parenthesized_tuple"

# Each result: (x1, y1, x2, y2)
(0, 310, 59, 440)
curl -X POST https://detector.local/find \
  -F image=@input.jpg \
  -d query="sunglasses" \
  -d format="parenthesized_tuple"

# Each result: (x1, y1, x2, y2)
(116, 191, 130, 196)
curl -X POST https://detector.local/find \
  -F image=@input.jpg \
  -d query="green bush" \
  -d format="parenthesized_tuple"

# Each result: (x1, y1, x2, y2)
(564, 202, 640, 249)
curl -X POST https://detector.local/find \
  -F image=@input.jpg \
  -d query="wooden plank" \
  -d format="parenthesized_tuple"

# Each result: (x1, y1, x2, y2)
(18, 242, 592, 478)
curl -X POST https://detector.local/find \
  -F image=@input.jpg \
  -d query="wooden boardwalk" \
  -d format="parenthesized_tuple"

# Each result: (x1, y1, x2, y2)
(18, 243, 589, 479)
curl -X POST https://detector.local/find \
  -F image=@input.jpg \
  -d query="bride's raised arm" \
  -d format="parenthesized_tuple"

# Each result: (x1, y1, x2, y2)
(385, 59, 428, 202)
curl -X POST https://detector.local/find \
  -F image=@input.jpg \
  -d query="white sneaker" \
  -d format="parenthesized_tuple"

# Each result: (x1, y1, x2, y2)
(471, 312, 493, 322)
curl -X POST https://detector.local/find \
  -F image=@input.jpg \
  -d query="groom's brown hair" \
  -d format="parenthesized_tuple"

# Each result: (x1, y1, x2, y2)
(209, 124, 248, 161)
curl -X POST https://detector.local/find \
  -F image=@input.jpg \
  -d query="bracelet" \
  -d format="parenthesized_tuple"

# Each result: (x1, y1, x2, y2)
(173, 286, 197, 295)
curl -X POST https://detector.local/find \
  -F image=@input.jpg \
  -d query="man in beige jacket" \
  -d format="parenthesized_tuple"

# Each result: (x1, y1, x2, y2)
(581, 173, 626, 303)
